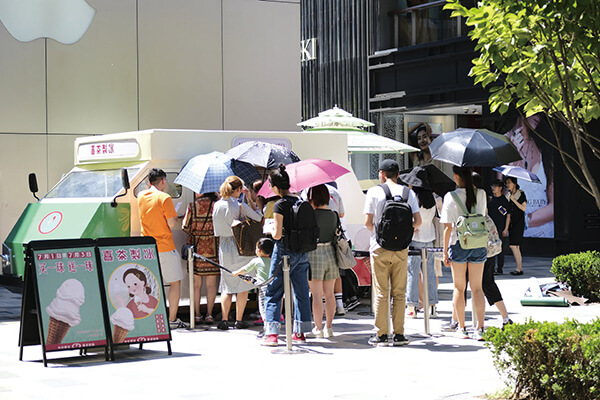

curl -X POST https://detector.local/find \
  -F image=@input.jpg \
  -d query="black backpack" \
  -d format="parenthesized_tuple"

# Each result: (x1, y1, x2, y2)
(375, 184, 414, 251)
(285, 199, 319, 253)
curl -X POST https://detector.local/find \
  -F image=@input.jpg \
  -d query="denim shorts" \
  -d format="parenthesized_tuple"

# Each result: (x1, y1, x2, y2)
(448, 242, 487, 264)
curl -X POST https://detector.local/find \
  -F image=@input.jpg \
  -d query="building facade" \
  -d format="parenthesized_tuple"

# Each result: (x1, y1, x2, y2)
(300, 0, 600, 255)
(0, 0, 301, 244)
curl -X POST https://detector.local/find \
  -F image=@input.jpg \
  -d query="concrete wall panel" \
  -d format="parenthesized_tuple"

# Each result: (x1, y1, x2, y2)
(0, 27, 45, 134)
(138, 0, 223, 130)
(46, 0, 138, 134)
(222, 0, 301, 131)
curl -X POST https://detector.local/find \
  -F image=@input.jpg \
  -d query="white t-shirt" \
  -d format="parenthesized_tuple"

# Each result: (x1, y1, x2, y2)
(413, 205, 436, 243)
(440, 188, 487, 246)
(363, 183, 420, 253)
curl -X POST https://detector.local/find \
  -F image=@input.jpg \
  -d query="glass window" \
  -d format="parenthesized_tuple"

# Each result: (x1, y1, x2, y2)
(44, 167, 141, 199)
(133, 172, 182, 199)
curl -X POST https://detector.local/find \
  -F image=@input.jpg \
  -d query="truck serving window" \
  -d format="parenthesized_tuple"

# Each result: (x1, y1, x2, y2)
(133, 172, 182, 199)
(44, 168, 141, 199)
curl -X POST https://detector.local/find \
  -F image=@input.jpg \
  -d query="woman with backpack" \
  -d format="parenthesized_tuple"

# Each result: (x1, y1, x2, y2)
(261, 164, 313, 346)
(440, 166, 488, 341)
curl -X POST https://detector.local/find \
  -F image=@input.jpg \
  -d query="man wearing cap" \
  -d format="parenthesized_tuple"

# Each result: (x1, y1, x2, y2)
(364, 159, 421, 346)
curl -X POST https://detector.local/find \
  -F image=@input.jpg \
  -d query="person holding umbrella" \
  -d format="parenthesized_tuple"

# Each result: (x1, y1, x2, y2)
(261, 164, 313, 346)
(399, 167, 439, 319)
(212, 176, 262, 330)
(440, 166, 488, 341)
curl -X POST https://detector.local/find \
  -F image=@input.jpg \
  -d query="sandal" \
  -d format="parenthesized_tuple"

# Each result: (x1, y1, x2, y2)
(194, 315, 203, 324)
(205, 315, 214, 324)
(510, 270, 524, 276)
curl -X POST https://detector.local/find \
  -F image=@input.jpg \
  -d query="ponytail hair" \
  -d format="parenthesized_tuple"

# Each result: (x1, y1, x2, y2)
(219, 175, 244, 199)
(269, 164, 291, 191)
(452, 166, 476, 211)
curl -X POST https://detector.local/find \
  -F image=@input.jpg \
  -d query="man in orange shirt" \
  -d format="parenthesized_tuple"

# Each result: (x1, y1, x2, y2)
(138, 168, 186, 329)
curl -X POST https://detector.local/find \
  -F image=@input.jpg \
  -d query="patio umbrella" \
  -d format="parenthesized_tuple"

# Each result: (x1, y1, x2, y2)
(174, 151, 261, 194)
(257, 158, 351, 198)
(297, 106, 374, 129)
(307, 126, 419, 154)
(493, 165, 541, 184)
(226, 141, 300, 168)
(429, 128, 521, 167)
(398, 164, 456, 197)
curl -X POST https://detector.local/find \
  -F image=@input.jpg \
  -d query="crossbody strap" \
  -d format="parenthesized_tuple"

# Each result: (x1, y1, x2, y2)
(451, 191, 474, 216)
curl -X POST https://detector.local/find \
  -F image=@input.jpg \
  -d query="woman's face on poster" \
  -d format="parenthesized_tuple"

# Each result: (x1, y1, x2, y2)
(417, 129, 431, 150)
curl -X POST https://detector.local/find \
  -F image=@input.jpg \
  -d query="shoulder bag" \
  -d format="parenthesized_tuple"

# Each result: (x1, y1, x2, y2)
(334, 212, 356, 270)
(232, 203, 265, 257)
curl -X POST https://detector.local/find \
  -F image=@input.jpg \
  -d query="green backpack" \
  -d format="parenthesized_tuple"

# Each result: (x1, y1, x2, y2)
(451, 192, 488, 250)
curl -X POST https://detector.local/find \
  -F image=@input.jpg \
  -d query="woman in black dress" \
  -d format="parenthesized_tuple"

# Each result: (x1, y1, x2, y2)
(506, 177, 527, 275)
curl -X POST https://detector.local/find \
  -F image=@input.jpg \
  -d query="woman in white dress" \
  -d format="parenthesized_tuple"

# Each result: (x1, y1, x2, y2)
(212, 175, 262, 330)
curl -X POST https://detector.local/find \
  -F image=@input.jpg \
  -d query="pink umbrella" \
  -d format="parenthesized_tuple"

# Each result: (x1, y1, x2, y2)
(258, 158, 351, 198)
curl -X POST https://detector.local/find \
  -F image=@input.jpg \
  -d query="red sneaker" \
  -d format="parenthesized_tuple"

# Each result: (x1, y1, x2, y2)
(253, 317, 264, 326)
(261, 334, 278, 347)
(292, 333, 306, 344)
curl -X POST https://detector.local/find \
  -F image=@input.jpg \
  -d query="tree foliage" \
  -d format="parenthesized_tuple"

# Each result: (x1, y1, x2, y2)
(446, 0, 600, 209)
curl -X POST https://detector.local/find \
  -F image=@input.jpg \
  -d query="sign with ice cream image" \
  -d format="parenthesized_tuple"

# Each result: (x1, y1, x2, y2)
(98, 238, 170, 344)
(34, 246, 107, 351)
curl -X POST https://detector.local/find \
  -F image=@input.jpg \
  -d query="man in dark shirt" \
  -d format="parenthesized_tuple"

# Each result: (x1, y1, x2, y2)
(486, 180, 511, 274)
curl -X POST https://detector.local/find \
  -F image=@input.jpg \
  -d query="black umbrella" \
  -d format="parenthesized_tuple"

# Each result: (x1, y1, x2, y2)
(429, 128, 521, 167)
(226, 141, 300, 169)
(398, 164, 456, 197)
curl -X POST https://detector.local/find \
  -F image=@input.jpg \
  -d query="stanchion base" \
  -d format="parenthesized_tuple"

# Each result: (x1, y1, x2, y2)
(271, 348, 308, 355)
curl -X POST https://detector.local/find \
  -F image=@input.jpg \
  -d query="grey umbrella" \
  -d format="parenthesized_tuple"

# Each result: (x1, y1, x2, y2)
(226, 141, 300, 169)
(429, 128, 521, 167)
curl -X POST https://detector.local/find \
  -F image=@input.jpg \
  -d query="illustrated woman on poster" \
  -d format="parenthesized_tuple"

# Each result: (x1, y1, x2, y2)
(123, 268, 159, 318)
(504, 114, 554, 238)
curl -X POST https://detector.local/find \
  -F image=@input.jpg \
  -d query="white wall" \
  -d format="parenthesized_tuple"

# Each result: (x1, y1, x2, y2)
(0, 0, 301, 244)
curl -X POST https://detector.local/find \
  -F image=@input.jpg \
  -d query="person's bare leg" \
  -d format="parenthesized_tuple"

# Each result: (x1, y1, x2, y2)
(323, 279, 337, 329)
(450, 263, 467, 328)
(467, 263, 485, 330)
(235, 291, 248, 321)
(309, 280, 324, 330)
(168, 280, 181, 321)
(205, 275, 218, 317)
(221, 293, 232, 321)
(494, 300, 509, 319)
(510, 245, 523, 272)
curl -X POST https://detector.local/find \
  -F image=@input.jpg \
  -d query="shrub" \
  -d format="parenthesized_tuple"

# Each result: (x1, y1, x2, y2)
(551, 251, 600, 302)
(484, 319, 600, 400)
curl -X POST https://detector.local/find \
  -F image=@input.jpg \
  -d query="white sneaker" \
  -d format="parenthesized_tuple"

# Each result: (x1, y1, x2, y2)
(456, 327, 469, 339)
(430, 305, 438, 319)
(311, 327, 324, 338)
(336, 306, 346, 316)
(324, 328, 334, 338)
(472, 328, 485, 341)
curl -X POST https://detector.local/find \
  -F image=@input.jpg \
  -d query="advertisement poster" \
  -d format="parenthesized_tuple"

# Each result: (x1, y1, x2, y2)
(97, 238, 170, 344)
(33, 245, 107, 352)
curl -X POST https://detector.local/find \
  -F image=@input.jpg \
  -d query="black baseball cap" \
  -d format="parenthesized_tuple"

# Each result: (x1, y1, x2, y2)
(379, 159, 399, 172)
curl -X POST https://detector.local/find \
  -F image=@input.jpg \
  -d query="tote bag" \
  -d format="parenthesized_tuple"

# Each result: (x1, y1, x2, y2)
(334, 212, 356, 270)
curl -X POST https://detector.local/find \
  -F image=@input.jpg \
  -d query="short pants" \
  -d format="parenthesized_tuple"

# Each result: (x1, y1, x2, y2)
(448, 242, 487, 264)
(159, 249, 184, 283)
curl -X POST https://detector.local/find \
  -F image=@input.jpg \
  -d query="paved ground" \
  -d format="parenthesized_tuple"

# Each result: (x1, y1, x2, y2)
(1, 255, 599, 400)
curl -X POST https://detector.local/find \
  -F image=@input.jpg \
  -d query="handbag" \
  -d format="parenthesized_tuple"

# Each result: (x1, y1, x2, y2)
(232, 203, 265, 257)
(334, 212, 356, 270)
(485, 215, 503, 258)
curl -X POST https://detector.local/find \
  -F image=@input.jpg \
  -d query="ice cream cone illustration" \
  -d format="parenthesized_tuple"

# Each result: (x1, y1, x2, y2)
(45, 279, 85, 346)
(110, 307, 134, 344)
